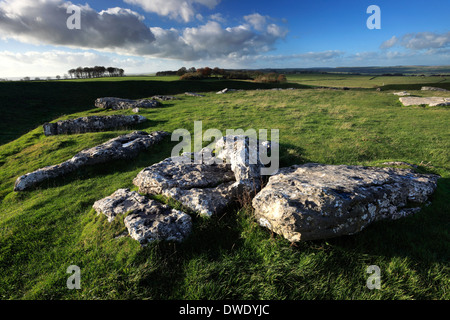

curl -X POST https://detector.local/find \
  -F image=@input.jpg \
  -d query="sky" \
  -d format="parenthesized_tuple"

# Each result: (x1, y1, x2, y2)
(0, 0, 449, 78)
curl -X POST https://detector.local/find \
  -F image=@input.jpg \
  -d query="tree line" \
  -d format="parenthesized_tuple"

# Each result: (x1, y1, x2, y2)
(159, 66, 287, 83)
(67, 66, 125, 79)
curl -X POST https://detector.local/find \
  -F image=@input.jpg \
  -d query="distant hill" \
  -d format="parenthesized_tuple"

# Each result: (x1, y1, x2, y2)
(238, 66, 450, 76)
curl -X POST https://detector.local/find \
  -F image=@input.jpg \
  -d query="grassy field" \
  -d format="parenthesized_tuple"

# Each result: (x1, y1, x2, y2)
(288, 73, 450, 88)
(0, 74, 449, 300)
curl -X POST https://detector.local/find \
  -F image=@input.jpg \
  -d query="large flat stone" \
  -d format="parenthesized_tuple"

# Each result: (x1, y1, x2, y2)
(421, 86, 448, 92)
(133, 155, 236, 216)
(43, 115, 147, 136)
(93, 188, 192, 244)
(14, 131, 169, 191)
(252, 163, 440, 242)
(95, 97, 161, 110)
(133, 135, 274, 216)
(399, 97, 450, 107)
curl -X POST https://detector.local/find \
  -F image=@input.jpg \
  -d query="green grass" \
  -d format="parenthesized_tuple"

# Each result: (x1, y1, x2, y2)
(0, 76, 306, 145)
(288, 73, 450, 89)
(0, 74, 449, 300)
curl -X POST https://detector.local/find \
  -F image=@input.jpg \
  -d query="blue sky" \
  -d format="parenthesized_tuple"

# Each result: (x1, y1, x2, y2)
(0, 0, 449, 78)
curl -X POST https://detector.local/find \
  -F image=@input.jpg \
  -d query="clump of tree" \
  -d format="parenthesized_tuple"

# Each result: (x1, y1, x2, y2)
(223, 70, 261, 80)
(178, 66, 226, 80)
(254, 72, 287, 83)
(155, 70, 178, 76)
(179, 72, 205, 80)
(158, 66, 287, 83)
(67, 66, 124, 79)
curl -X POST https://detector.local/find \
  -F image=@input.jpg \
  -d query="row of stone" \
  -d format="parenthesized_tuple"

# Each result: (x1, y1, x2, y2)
(18, 116, 442, 245)
(14, 131, 170, 191)
(43, 97, 176, 136)
(91, 134, 440, 245)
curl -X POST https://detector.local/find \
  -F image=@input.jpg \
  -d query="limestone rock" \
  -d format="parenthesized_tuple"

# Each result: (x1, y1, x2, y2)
(252, 163, 440, 242)
(151, 95, 178, 101)
(185, 92, 204, 97)
(399, 97, 450, 107)
(393, 91, 410, 96)
(95, 97, 161, 110)
(43, 115, 147, 136)
(93, 188, 192, 244)
(216, 88, 236, 94)
(133, 155, 236, 216)
(133, 135, 275, 216)
(14, 131, 169, 191)
(215, 135, 276, 193)
(162, 181, 236, 217)
(421, 86, 448, 92)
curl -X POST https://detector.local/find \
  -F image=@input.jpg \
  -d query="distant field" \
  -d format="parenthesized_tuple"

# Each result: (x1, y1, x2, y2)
(287, 74, 450, 88)
(0, 74, 449, 300)
(55, 73, 450, 88)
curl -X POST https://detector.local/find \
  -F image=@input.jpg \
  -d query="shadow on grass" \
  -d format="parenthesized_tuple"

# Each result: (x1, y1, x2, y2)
(0, 80, 309, 145)
(22, 136, 176, 192)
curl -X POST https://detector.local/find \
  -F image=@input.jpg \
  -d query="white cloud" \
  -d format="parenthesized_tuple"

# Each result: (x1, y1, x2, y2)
(0, 50, 110, 78)
(209, 13, 226, 23)
(0, 49, 190, 78)
(380, 35, 398, 49)
(123, 0, 221, 22)
(380, 32, 450, 51)
(143, 18, 288, 61)
(179, 20, 287, 60)
(294, 50, 345, 61)
(401, 32, 450, 50)
(0, 0, 156, 53)
(244, 13, 267, 32)
(0, 0, 288, 62)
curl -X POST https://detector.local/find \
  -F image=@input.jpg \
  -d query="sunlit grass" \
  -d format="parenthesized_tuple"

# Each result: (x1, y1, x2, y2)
(0, 76, 449, 300)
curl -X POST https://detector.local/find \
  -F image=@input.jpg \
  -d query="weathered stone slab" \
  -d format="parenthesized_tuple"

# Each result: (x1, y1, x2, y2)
(185, 92, 204, 97)
(133, 135, 274, 216)
(216, 88, 238, 94)
(252, 163, 440, 242)
(95, 97, 161, 110)
(421, 86, 448, 92)
(162, 181, 236, 217)
(43, 115, 147, 136)
(393, 91, 410, 96)
(93, 188, 192, 244)
(133, 155, 236, 216)
(399, 97, 450, 107)
(151, 95, 178, 101)
(215, 135, 268, 193)
(14, 131, 169, 191)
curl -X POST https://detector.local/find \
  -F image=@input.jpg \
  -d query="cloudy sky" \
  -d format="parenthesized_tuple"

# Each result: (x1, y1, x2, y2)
(0, 0, 449, 78)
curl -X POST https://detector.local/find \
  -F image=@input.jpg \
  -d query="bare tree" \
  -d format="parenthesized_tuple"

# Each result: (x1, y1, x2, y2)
(177, 67, 187, 76)
(75, 67, 83, 79)
(68, 69, 76, 78)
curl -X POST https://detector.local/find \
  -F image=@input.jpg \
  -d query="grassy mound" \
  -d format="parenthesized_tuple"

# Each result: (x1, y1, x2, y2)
(0, 75, 448, 300)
